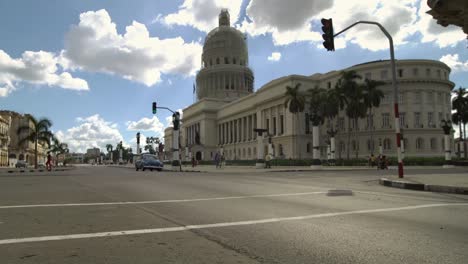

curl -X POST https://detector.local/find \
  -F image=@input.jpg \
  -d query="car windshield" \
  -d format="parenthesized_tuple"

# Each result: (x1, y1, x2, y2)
(143, 155, 157, 161)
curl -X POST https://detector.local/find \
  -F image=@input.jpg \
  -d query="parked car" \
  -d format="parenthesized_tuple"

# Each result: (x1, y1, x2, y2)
(135, 154, 163, 171)
(15, 160, 27, 168)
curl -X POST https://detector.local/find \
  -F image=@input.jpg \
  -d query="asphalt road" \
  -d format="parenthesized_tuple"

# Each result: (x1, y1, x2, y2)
(0, 166, 467, 264)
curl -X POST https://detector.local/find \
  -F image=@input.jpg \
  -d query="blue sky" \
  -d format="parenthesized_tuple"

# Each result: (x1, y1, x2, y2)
(0, 0, 466, 152)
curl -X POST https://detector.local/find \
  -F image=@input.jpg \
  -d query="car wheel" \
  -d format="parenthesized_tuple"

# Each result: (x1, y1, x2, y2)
(156, 168, 162, 171)
(136, 167, 139, 171)
(150, 168, 153, 171)
(142, 168, 146, 171)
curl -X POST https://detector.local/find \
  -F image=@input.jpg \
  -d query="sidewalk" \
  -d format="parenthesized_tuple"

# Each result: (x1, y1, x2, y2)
(380, 173, 468, 195)
(0, 167, 75, 174)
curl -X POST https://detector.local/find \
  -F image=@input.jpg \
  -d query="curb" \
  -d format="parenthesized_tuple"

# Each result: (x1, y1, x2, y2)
(0, 168, 74, 174)
(380, 178, 468, 195)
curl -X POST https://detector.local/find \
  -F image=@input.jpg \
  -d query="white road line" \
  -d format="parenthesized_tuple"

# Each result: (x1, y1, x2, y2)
(0, 191, 327, 209)
(0, 203, 467, 245)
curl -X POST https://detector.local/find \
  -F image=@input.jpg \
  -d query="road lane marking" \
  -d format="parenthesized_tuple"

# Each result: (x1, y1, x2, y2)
(0, 191, 328, 209)
(0, 203, 467, 245)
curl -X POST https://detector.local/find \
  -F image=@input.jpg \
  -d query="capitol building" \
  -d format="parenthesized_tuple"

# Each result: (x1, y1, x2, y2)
(164, 10, 455, 162)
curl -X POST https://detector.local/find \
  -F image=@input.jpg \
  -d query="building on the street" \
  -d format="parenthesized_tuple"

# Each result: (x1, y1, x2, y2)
(165, 9, 455, 161)
(0, 115, 10, 167)
(66, 152, 84, 164)
(86, 147, 100, 158)
(0, 111, 48, 167)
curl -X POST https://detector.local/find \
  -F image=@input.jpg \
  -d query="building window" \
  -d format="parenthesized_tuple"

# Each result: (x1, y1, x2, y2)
(416, 138, 424, 150)
(444, 71, 447, 79)
(428, 112, 434, 127)
(403, 138, 409, 151)
(338, 117, 345, 130)
(399, 112, 406, 127)
(367, 140, 375, 151)
(216, 57, 220, 64)
(414, 91, 422, 104)
(233, 58, 237, 64)
(280, 115, 284, 134)
(427, 92, 434, 104)
(273, 117, 277, 135)
(279, 144, 284, 156)
(327, 82, 331, 88)
(248, 148, 251, 157)
(266, 118, 270, 134)
(381, 70, 388, 80)
(384, 138, 391, 150)
(365, 72, 371, 80)
(413, 68, 419, 76)
(398, 69, 403, 77)
(382, 113, 390, 128)
(339, 141, 345, 153)
(436, 69, 441, 78)
(367, 114, 374, 129)
(430, 138, 437, 150)
(224, 57, 229, 64)
(414, 112, 421, 128)
(210, 59, 213, 66)
(305, 113, 310, 134)
(306, 143, 311, 153)
(426, 68, 431, 77)
(253, 147, 256, 156)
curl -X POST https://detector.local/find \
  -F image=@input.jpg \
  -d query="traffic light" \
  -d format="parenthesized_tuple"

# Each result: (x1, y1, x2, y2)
(152, 102, 157, 114)
(136, 132, 140, 144)
(173, 112, 181, 130)
(321, 18, 335, 51)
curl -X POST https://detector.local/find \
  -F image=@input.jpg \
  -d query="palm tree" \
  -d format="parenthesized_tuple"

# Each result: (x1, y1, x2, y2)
(324, 85, 347, 161)
(308, 86, 327, 165)
(50, 137, 69, 166)
(336, 70, 366, 159)
(284, 82, 305, 159)
(17, 114, 53, 169)
(362, 78, 385, 155)
(106, 144, 113, 162)
(452, 87, 468, 158)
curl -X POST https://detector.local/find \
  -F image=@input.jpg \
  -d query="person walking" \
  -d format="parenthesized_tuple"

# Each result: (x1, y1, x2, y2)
(214, 152, 220, 168)
(265, 154, 272, 169)
(46, 152, 52, 171)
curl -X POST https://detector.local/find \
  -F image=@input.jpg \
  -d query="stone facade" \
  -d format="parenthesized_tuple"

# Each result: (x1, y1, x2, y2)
(165, 10, 455, 161)
(0, 115, 10, 167)
(0, 111, 48, 167)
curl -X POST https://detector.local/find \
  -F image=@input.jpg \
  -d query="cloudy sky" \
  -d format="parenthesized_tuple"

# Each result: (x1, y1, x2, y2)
(1, 0, 466, 153)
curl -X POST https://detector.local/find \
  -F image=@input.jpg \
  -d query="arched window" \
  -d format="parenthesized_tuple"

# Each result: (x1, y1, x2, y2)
(224, 57, 229, 64)
(242, 148, 246, 158)
(248, 148, 251, 157)
(430, 138, 437, 150)
(416, 138, 424, 150)
(383, 138, 391, 150)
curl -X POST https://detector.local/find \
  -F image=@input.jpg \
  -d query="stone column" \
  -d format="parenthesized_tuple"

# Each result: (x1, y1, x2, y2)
(444, 134, 452, 167)
(255, 111, 265, 168)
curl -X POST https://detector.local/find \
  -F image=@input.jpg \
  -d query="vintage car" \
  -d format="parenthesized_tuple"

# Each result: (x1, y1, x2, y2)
(135, 154, 163, 171)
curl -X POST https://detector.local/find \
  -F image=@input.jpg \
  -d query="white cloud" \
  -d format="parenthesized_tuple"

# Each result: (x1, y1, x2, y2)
(0, 49, 88, 97)
(413, 0, 466, 48)
(55, 114, 124, 153)
(267, 52, 281, 61)
(238, 0, 465, 50)
(126, 116, 165, 134)
(162, 0, 243, 32)
(440, 54, 468, 72)
(61, 9, 203, 86)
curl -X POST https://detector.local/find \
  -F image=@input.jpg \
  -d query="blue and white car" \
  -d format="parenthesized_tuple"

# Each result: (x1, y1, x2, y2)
(135, 154, 163, 171)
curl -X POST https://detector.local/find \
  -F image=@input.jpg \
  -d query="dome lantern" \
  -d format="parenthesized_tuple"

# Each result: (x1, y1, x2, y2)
(219, 9, 230, 26)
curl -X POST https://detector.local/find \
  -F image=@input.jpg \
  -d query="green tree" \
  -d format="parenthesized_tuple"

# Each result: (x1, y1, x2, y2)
(144, 144, 156, 154)
(452, 87, 468, 158)
(323, 85, 347, 160)
(284, 82, 305, 158)
(362, 78, 385, 155)
(17, 114, 53, 168)
(308, 86, 327, 165)
(336, 70, 367, 159)
(49, 137, 69, 166)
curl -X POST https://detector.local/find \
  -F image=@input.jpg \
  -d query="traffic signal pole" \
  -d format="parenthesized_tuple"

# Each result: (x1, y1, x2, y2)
(333, 21, 404, 178)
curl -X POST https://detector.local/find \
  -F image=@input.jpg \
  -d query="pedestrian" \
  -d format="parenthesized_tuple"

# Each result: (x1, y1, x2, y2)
(214, 152, 220, 168)
(265, 154, 272, 168)
(220, 154, 225, 168)
(191, 156, 196, 168)
(46, 152, 52, 171)
(370, 154, 376, 168)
